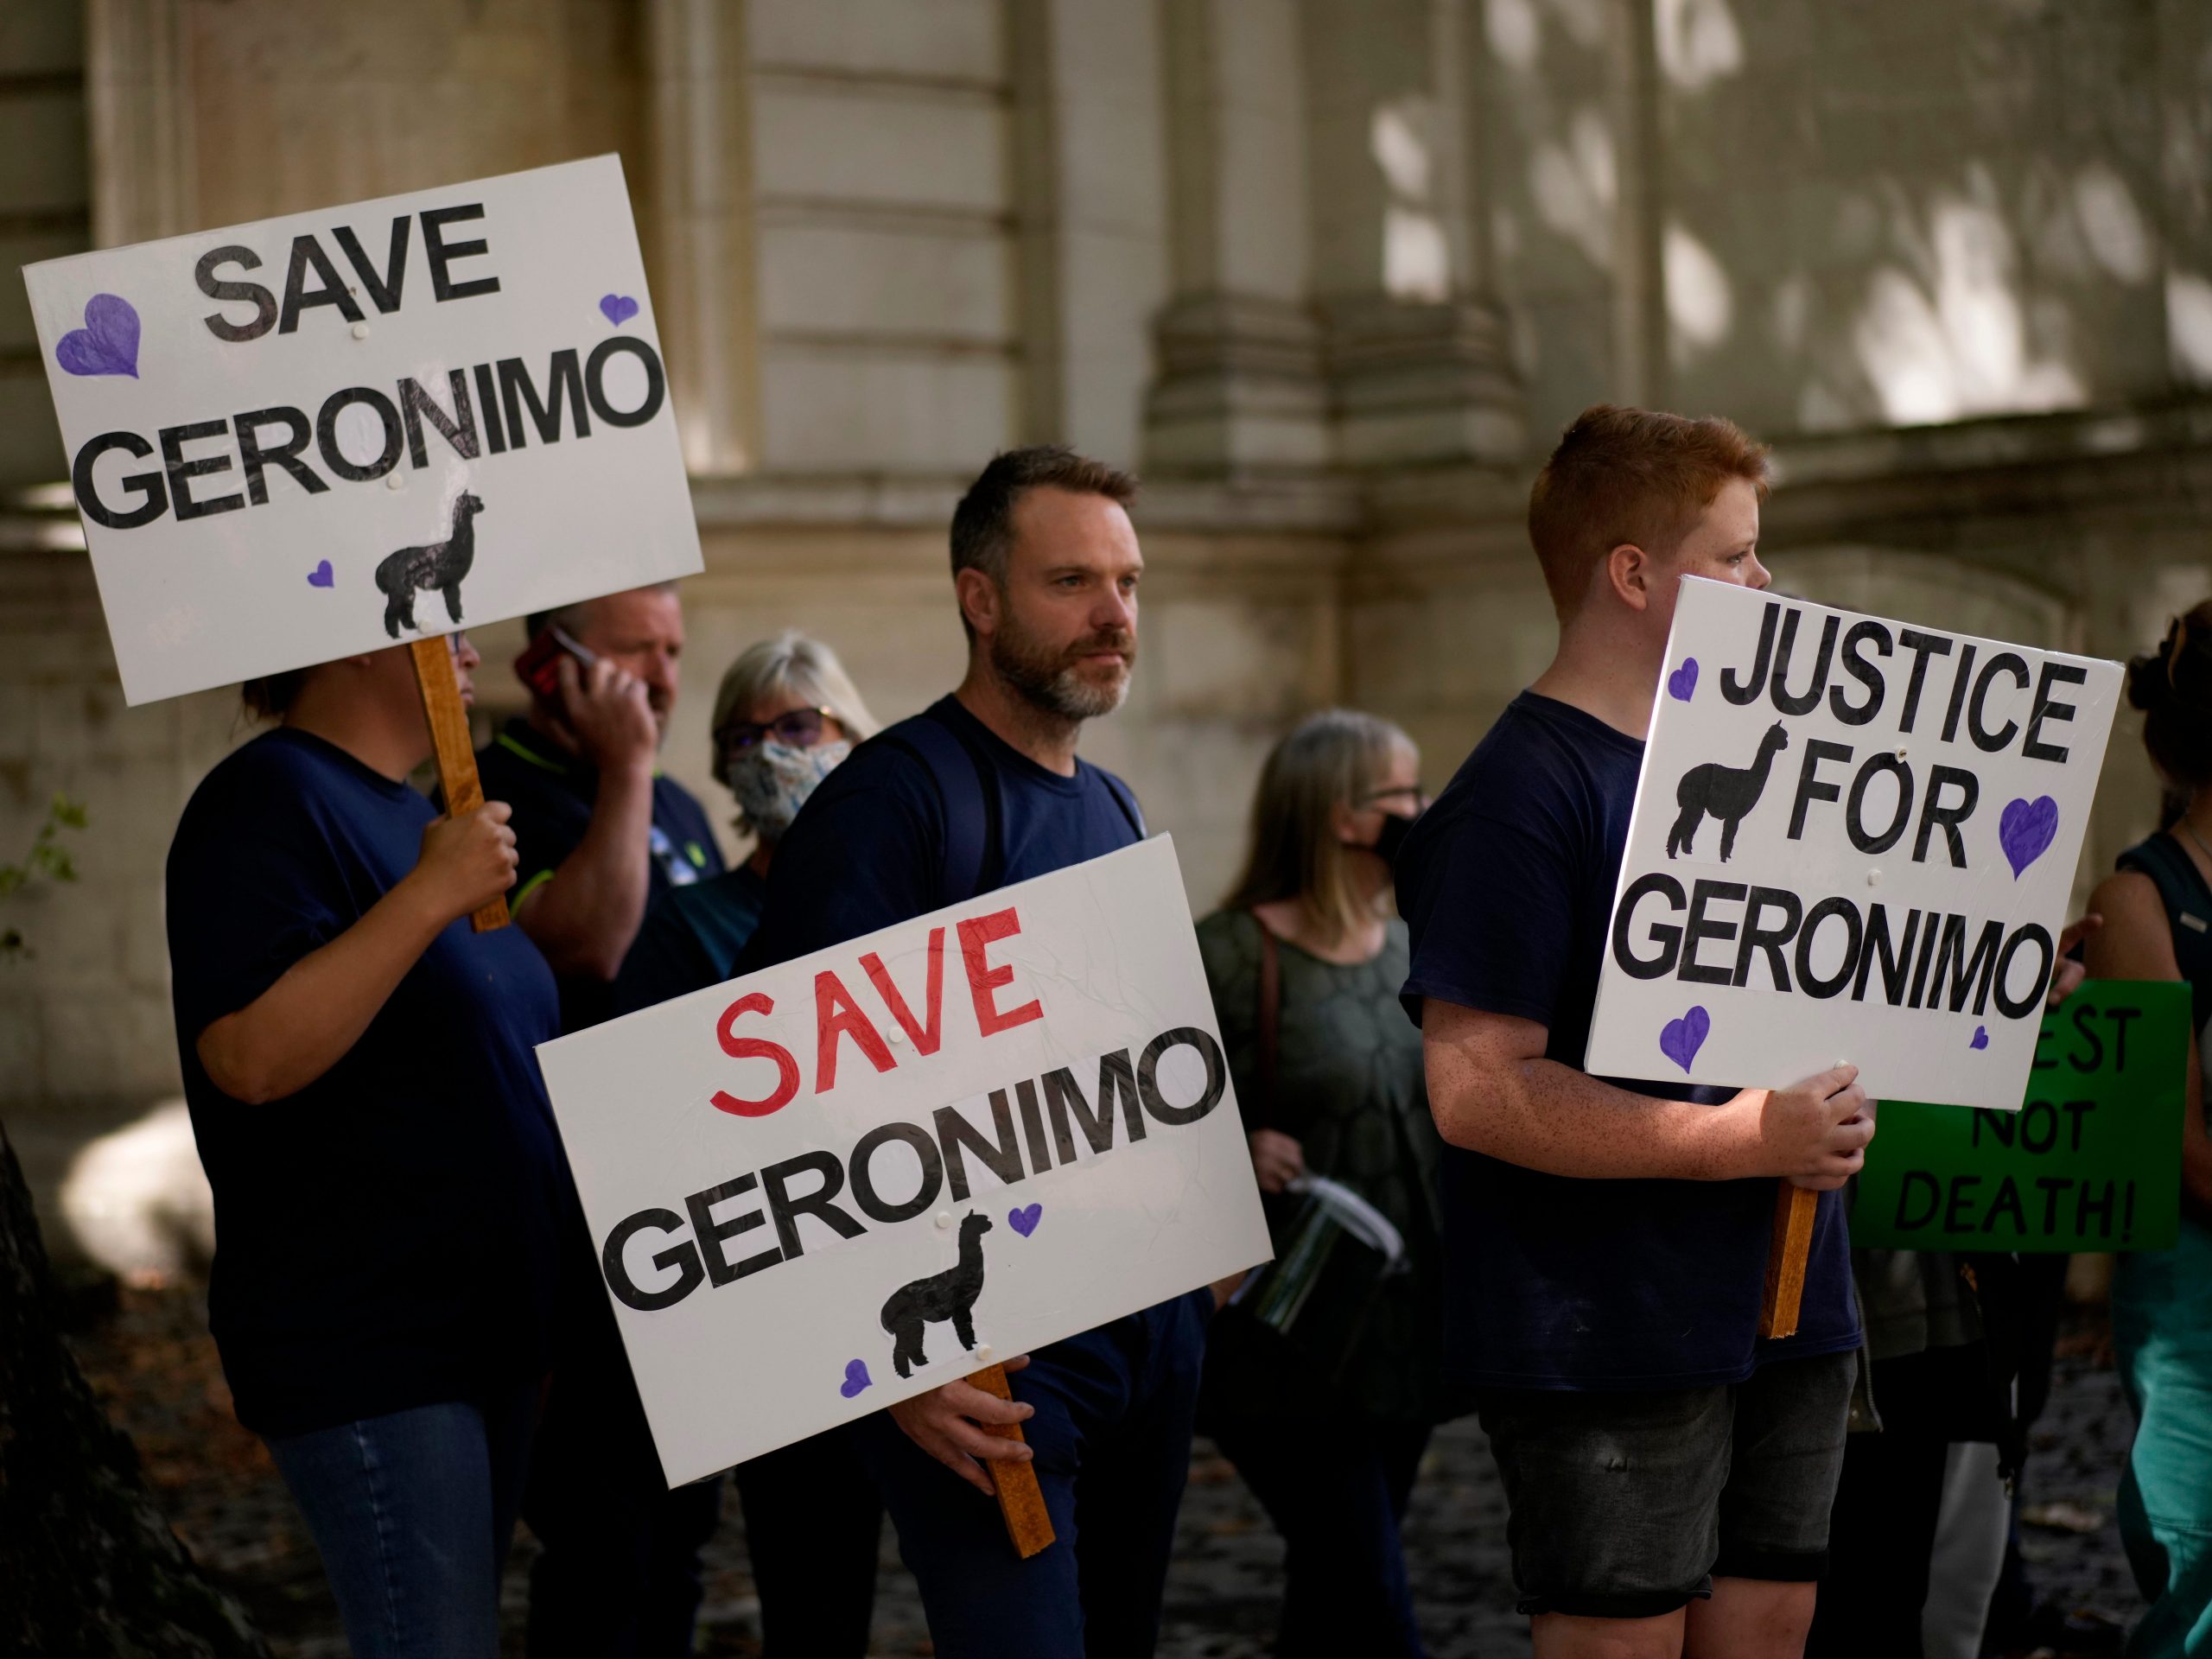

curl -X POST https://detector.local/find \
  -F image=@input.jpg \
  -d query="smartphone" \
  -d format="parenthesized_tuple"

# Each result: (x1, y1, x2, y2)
(514, 623, 598, 701)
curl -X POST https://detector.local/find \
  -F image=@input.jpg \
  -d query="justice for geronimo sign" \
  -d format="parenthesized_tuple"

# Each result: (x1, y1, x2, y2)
(1851, 981, 2188, 1252)
(1585, 578, 2120, 1114)
(533, 836, 1274, 1486)
(22, 156, 702, 704)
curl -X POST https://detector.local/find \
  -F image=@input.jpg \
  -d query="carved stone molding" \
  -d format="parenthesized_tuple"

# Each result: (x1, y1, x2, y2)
(85, 0, 196, 248)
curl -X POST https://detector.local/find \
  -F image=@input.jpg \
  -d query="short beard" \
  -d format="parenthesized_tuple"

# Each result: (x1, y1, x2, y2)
(989, 618, 1134, 722)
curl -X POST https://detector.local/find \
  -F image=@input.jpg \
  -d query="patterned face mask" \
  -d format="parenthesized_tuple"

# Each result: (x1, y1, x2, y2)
(726, 738, 851, 842)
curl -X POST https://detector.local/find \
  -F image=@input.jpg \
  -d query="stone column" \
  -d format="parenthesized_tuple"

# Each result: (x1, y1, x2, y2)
(1141, 0, 1330, 476)
(1302, 0, 1522, 470)
(85, 0, 195, 248)
(1009, 0, 1170, 464)
(1609, 0, 1666, 407)
(2158, 0, 2212, 390)
(644, 0, 760, 476)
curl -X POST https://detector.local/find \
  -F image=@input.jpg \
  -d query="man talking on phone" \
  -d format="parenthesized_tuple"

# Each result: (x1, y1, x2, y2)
(476, 581, 724, 1031)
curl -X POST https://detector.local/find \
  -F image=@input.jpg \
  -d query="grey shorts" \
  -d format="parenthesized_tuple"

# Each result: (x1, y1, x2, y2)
(1476, 1351, 1856, 1619)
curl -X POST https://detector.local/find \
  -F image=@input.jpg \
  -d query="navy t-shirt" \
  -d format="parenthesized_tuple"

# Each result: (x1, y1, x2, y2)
(743, 696, 1143, 965)
(167, 728, 578, 1436)
(474, 716, 726, 1030)
(1397, 691, 1859, 1392)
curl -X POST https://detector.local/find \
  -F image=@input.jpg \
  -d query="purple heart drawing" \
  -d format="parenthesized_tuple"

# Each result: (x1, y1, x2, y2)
(838, 1358, 872, 1399)
(307, 559, 334, 588)
(1666, 658, 1699, 702)
(55, 293, 141, 378)
(599, 294, 639, 327)
(1008, 1203, 1042, 1238)
(1659, 1005, 1710, 1072)
(1999, 796, 2059, 880)
(1970, 1026, 1989, 1050)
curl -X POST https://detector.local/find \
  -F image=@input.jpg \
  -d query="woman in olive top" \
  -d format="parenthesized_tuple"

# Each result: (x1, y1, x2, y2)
(1196, 708, 1447, 1659)
(167, 634, 570, 1659)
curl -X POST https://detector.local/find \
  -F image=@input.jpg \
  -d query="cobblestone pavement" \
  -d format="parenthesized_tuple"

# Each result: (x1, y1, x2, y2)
(67, 1283, 2144, 1657)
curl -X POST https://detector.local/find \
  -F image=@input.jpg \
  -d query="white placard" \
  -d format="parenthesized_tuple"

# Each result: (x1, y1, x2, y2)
(535, 836, 1273, 1486)
(1585, 577, 2120, 1113)
(22, 156, 702, 704)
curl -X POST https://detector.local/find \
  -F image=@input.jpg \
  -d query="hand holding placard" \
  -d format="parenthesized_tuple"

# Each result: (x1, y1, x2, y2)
(1746, 1063, 1872, 1191)
(1745, 1062, 1870, 1337)
(406, 800, 518, 922)
(887, 1358, 1037, 1496)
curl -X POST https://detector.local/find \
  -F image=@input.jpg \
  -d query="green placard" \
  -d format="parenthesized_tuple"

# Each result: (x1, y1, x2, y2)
(1852, 980, 2190, 1252)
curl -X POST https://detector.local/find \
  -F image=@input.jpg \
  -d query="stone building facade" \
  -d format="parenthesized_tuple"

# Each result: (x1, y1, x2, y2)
(2, 0, 2209, 1111)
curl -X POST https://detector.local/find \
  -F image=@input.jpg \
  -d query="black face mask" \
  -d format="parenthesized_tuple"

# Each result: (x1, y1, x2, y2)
(1369, 808, 1420, 868)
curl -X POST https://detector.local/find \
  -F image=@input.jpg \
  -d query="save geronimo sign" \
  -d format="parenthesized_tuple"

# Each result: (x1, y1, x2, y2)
(1586, 578, 2120, 1113)
(22, 155, 702, 704)
(1851, 981, 2187, 1252)
(534, 837, 1273, 1486)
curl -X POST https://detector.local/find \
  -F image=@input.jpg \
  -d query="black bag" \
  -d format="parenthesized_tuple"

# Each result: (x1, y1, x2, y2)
(1229, 1173, 1408, 1379)
(1219, 920, 1408, 1382)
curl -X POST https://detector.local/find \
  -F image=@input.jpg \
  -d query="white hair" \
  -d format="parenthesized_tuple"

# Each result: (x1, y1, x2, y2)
(709, 631, 881, 788)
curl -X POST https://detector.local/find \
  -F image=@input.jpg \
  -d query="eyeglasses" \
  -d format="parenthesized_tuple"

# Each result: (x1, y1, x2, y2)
(1358, 784, 1427, 809)
(718, 706, 836, 753)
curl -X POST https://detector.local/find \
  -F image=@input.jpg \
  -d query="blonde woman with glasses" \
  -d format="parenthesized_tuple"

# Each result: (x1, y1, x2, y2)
(1195, 708, 1449, 1659)
(615, 629, 880, 1006)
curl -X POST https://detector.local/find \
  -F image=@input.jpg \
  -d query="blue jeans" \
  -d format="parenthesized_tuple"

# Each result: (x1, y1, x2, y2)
(264, 1382, 539, 1659)
(854, 1292, 1211, 1659)
(2115, 1220, 2212, 1658)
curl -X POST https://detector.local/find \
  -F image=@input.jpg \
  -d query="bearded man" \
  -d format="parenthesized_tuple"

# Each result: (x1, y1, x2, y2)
(738, 447, 1202, 1659)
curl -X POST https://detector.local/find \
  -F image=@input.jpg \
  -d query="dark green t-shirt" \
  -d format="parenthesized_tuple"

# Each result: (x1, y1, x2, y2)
(1197, 908, 1449, 1423)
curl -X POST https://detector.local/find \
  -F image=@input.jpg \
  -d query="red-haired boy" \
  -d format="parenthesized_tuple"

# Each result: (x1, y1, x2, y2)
(1399, 406, 1873, 1657)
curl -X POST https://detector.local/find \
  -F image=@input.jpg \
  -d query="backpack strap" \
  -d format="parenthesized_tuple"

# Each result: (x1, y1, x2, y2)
(1098, 769, 1147, 841)
(2116, 833, 2212, 1033)
(1252, 912, 1281, 1132)
(874, 709, 1005, 907)
(874, 707, 1141, 906)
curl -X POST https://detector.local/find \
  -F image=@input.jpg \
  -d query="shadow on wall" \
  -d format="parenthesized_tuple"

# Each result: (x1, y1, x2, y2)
(1478, 0, 2204, 439)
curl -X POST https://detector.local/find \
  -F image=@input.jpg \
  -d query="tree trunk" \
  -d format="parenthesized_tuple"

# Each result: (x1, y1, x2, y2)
(0, 1117, 269, 1657)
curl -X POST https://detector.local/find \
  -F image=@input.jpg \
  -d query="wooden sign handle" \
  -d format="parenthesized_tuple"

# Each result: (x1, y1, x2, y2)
(966, 1361, 1055, 1559)
(408, 637, 509, 933)
(1758, 1182, 1821, 1338)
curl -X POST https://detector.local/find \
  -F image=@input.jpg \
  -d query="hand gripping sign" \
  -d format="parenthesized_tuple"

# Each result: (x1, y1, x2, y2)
(1586, 578, 2121, 1324)
(23, 156, 702, 925)
(534, 837, 1273, 1516)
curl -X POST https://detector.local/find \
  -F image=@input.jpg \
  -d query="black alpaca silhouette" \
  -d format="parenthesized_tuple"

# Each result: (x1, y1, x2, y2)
(880, 1212, 992, 1380)
(1667, 721, 1789, 862)
(375, 493, 485, 639)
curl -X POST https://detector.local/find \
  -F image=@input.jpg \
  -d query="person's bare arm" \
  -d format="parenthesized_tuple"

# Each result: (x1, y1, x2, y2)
(512, 657, 658, 981)
(2048, 913, 2103, 1007)
(1421, 999, 1873, 1189)
(196, 804, 519, 1104)
(2084, 873, 2212, 1224)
